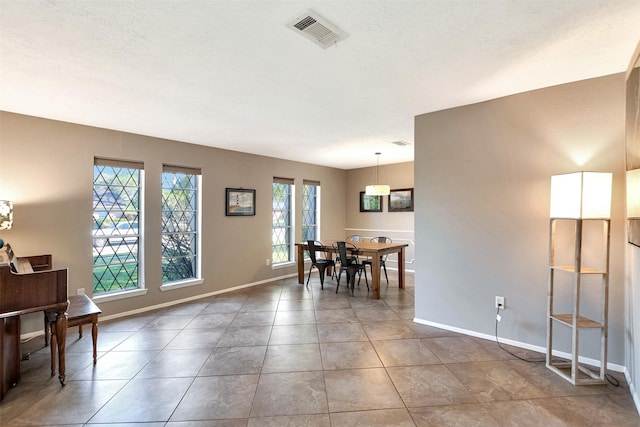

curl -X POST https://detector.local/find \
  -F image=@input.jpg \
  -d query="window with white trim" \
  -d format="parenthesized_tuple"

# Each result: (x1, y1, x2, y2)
(92, 158, 143, 295)
(272, 177, 294, 264)
(302, 180, 319, 242)
(161, 165, 201, 284)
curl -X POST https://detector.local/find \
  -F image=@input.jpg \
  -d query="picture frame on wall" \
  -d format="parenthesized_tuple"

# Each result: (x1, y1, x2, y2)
(226, 188, 256, 216)
(360, 191, 382, 212)
(388, 188, 414, 212)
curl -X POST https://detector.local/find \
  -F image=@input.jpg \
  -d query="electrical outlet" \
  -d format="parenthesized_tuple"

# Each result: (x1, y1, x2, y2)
(265, 258, 270, 266)
(495, 296, 505, 309)
(77, 288, 85, 295)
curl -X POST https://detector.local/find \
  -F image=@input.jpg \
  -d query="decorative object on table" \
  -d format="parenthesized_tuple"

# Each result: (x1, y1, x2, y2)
(0, 200, 13, 249)
(225, 188, 256, 216)
(388, 188, 414, 212)
(546, 171, 612, 385)
(359, 191, 382, 212)
(365, 152, 390, 196)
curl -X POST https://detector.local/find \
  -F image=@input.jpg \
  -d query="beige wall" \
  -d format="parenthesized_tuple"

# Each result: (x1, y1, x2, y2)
(414, 74, 628, 368)
(0, 111, 347, 332)
(345, 162, 415, 270)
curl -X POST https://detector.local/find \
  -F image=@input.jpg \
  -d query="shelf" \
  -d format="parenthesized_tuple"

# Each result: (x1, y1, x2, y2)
(550, 265, 606, 274)
(547, 218, 610, 385)
(550, 314, 602, 329)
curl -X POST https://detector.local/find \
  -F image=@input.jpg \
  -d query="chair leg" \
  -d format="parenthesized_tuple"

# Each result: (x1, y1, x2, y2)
(306, 265, 314, 286)
(44, 315, 49, 347)
(382, 261, 389, 285)
(318, 265, 327, 290)
(347, 267, 358, 296)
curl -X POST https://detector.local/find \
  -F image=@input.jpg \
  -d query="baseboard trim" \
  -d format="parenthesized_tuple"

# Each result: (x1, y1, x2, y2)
(412, 317, 626, 373)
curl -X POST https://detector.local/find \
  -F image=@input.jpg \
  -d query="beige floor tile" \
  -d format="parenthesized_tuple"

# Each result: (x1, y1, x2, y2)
(320, 341, 383, 370)
(262, 343, 322, 373)
(248, 414, 330, 426)
(372, 338, 442, 366)
(387, 365, 477, 407)
(446, 360, 547, 402)
(324, 368, 404, 412)
(90, 377, 193, 423)
(331, 408, 416, 426)
(171, 375, 259, 420)
(250, 371, 328, 417)
(410, 403, 499, 427)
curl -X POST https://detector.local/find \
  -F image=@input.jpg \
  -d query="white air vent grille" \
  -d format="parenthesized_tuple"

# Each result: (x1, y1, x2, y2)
(287, 9, 348, 49)
(391, 140, 411, 147)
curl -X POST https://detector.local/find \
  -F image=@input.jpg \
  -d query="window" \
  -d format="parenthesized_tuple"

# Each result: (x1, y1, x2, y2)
(161, 165, 201, 284)
(302, 180, 319, 242)
(92, 158, 143, 295)
(272, 178, 294, 264)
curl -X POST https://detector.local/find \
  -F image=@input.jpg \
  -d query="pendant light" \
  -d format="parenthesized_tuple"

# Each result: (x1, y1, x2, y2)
(365, 152, 390, 196)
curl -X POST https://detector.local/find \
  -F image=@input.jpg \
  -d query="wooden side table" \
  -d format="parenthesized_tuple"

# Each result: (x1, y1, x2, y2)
(45, 294, 101, 376)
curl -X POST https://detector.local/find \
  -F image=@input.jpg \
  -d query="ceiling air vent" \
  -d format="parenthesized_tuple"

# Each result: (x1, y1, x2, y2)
(286, 9, 348, 49)
(391, 140, 411, 147)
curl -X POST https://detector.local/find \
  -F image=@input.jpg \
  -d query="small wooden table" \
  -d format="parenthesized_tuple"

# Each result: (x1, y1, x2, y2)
(296, 240, 409, 299)
(45, 294, 101, 375)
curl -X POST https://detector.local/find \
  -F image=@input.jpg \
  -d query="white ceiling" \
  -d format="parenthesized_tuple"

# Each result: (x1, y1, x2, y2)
(1, 1, 639, 170)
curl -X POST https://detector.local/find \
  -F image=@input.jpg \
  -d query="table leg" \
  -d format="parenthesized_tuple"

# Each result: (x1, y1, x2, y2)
(49, 325, 56, 376)
(91, 317, 98, 364)
(398, 247, 405, 289)
(297, 245, 305, 284)
(54, 313, 67, 385)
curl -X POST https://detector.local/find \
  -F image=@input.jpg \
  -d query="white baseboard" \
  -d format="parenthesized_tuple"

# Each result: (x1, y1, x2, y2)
(413, 317, 626, 373)
(625, 369, 640, 416)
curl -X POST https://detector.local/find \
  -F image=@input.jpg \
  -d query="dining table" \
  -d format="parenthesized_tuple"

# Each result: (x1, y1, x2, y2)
(296, 240, 409, 299)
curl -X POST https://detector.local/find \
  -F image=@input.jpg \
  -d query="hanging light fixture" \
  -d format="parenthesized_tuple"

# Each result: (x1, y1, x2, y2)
(365, 152, 390, 196)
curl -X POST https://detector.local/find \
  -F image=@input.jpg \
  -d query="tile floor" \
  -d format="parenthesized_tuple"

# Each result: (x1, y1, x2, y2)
(1, 272, 639, 426)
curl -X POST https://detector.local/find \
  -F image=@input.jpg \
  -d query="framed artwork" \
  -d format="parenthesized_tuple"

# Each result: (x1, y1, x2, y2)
(388, 188, 414, 212)
(360, 191, 382, 212)
(226, 188, 256, 216)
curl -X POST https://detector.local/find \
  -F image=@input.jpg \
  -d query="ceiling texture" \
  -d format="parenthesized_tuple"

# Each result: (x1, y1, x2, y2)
(1, 1, 640, 170)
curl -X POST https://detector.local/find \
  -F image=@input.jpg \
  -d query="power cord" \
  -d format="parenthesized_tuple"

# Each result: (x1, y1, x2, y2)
(494, 306, 620, 387)
(494, 306, 545, 363)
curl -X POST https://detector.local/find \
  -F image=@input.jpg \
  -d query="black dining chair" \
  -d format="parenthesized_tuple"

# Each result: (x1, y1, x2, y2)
(306, 240, 335, 290)
(332, 235, 361, 279)
(334, 241, 368, 295)
(363, 236, 392, 285)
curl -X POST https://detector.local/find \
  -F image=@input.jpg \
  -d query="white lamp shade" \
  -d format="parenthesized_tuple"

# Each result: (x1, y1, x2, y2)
(365, 184, 390, 196)
(0, 200, 13, 230)
(628, 169, 640, 218)
(550, 172, 612, 219)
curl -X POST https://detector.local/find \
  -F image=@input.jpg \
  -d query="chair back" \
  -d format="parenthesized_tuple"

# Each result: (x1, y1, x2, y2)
(336, 241, 349, 266)
(371, 237, 392, 261)
(372, 236, 392, 244)
(346, 234, 362, 243)
(307, 240, 320, 263)
(336, 241, 359, 265)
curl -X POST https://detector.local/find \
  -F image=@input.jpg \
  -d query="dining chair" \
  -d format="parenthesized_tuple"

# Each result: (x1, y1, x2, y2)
(334, 241, 368, 295)
(363, 236, 392, 285)
(332, 235, 361, 279)
(306, 240, 335, 290)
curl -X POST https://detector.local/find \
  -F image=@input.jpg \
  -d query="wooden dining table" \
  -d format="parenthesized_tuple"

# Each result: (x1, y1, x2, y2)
(296, 240, 409, 299)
